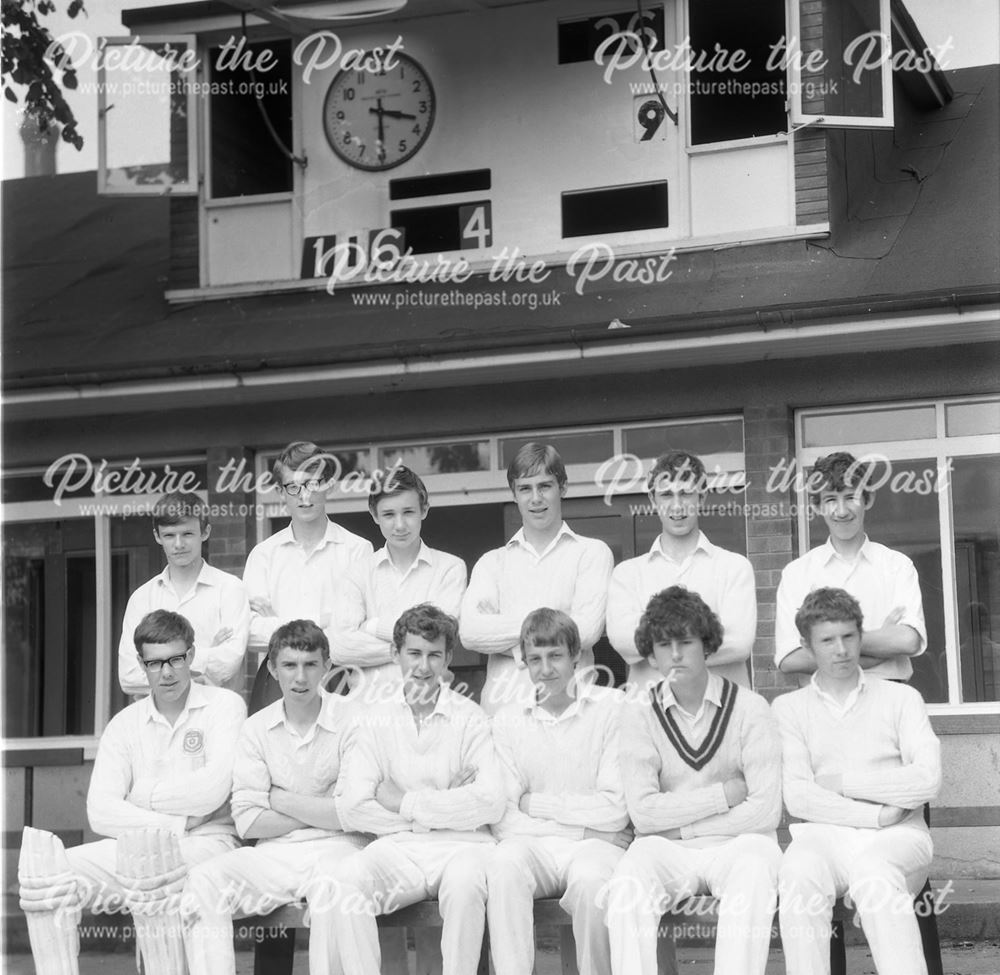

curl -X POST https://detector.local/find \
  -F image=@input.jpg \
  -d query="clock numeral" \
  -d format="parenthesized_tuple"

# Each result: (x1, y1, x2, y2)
(335, 110, 345, 120)
(398, 139, 408, 154)
(419, 100, 428, 114)
(343, 87, 356, 101)
(459, 203, 492, 249)
(356, 72, 366, 84)
(412, 80, 422, 92)
(412, 124, 422, 136)
(343, 132, 352, 144)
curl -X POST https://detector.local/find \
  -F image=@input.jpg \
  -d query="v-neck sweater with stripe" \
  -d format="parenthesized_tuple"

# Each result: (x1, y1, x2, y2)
(620, 679, 782, 843)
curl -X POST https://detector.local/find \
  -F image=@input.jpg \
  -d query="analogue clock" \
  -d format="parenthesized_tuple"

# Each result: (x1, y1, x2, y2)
(322, 53, 436, 171)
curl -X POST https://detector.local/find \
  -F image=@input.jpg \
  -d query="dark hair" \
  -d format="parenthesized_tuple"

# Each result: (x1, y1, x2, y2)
(795, 587, 864, 644)
(272, 441, 338, 485)
(809, 451, 874, 502)
(519, 607, 581, 657)
(392, 603, 459, 654)
(647, 451, 708, 494)
(506, 442, 567, 490)
(152, 491, 209, 532)
(368, 465, 429, 515)
(634, 585, 723, 658)
(267, 619, 330, 664)
(134, 609, 194, 653)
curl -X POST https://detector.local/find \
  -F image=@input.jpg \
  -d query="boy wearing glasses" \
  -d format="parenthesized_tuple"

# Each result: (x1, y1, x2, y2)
(19, 610, 246, 975)
(244, 441, 373, 705)
(332, 465, 466, 700)
(774, 452, 926, 682)
(607, 451, 756, 693)
(118, 491, 251, 696)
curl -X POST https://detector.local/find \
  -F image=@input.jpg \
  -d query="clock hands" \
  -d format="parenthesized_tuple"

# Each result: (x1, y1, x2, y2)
(368, 101, 418, 123)
(371, 97, 386, 161)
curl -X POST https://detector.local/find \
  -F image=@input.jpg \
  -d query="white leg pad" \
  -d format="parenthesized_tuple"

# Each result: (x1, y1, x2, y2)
(116, 829, 188, 975)
(18, 826, 82, 975)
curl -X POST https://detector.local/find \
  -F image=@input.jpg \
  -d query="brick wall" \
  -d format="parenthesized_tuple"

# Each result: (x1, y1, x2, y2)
(744, 405, 799, 700)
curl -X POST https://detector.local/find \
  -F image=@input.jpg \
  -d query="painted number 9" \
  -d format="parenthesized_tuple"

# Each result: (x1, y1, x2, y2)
(637, 99, 665, 141)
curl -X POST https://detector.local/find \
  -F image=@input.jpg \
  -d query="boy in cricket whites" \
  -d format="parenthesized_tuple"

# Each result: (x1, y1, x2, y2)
(487, 607, 630, 975)
(332, 465, 466, 701)
(461, 442, 614, 715)
(20, 610, 245, 975)
(774, 587, 941, 975)
(608, 586, 781, 975)
(118, 491, 250, 695)
(311, 603, 504, 975)
(183, 619, 368, 975)
(607, 451, 756, 692)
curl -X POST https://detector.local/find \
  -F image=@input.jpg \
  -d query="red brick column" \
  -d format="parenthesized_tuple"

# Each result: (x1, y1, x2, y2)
(744, 406, 799, 699)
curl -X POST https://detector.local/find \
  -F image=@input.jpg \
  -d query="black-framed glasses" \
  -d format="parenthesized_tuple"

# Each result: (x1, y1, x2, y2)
(140, 652, 190, 672)
(281, 479, 324, 496)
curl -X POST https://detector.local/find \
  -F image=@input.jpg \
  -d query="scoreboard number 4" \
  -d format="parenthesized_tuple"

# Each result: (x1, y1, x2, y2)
(459, 202, 492, 249)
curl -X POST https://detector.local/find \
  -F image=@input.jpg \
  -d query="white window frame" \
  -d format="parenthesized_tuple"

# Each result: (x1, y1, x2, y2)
(787, 0, 894, 129)
(794, 395, 1000, 714)
(97, 35, 199, 196)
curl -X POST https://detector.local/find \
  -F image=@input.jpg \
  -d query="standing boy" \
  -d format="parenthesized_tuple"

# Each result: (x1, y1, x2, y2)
(184, 620, 368, 975)
(311, 603, 504, 975)
(118, 492, 250, 695)
(20, 610, 245, 975)
(774, 587, 941, 975)
(608, 586, 781, 975)
(332, 465, 466, 700)
(244, 441, 373, 706)
(461, 443, 614, 715)
(775, 451, 926, 681)
(488, 608, 630, 975)
(607, 451, 756, 692)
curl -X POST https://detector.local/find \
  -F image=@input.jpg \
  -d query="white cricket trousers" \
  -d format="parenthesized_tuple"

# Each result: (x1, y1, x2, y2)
(607, 833, 780, 975)
(183, 834, 367, 975)
(310, 835, 494, 975)
(779, 822, 933, 975)
(486, 835, 624, 975)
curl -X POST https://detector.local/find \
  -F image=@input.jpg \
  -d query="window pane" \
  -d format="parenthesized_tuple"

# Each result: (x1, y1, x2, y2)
(3, 520, 97, 736)
(806, 458, 947, 703)
(803, 406, 936, 447)
(952, 455, 1000, 702)
(946, 400, 1000, 438)
(499, 432, 614, 468)
(623, 419, 744, 461)
(3, 461, 207, 505)
(379, 443, 489, 476)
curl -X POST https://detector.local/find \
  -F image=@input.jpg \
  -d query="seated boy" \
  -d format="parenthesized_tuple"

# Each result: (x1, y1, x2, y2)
(332, 465, 466, 700)
(20, 610, 245, 975)
(244, 441, 373, 707)
(488, 608, 630, 975)
(608, 586, 781, 975)
(118, 491, 250, 695)
(461, 443, 614, 715)
(183, 620, 368, 975)
(607, 451, 756, 691)
(773, 587, 941, 975)
(311, 603, 504, 975)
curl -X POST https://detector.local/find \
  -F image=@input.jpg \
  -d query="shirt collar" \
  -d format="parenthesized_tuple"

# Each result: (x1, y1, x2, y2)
(809, 668, 867, 709)
(154, 560, 215, 588)
(648, 531, 714, 562)
(389, 680, 458, 720)
(507, 522, 577, 557)
(265, 687, 342, 733)
(820, 535, 874, 565)
(373, 541, 433, 569)
(278, 520, 346, 550)
(141, 680, 211, 725)
(659, 671, 724, 714)
(525, 679, 600, 722)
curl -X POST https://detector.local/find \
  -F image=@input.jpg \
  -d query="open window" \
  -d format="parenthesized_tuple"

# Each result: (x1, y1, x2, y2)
(788, 0, 894, 129)
(97, 35, 198, 195)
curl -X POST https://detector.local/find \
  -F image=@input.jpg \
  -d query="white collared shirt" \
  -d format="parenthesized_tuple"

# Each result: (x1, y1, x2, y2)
(243, 520, 373, 649)
(230, 689, 355, 842)
(774, 536, 927, 680)
(809, 669, 867, 719)
(659, 672, 726, 745)
(459, 523, 614, 658)
(87, 683, 246, 839)
(331, 542, 466, 684)
(607, 532, 756, 689)
(117, 561, 251, 695)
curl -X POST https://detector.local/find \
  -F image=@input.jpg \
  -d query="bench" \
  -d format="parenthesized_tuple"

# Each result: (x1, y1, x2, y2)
(247, 893, 865, 975)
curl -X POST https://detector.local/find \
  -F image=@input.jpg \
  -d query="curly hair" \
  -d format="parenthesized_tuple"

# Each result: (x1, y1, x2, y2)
(393, 603, 459, 654)
(794, 587, 864, 644)
(267, 619, 330, 663)
(519, 607, 581, 657)
(809, 451, 874, 502)
(634, 585, 723, 658)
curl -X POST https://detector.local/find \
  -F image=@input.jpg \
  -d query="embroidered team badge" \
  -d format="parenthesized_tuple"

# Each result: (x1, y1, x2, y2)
(182, 730, 204, 754)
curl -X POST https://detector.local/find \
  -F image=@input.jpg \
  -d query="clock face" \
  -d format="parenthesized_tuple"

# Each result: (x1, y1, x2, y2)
(323, 53, 436, 171)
